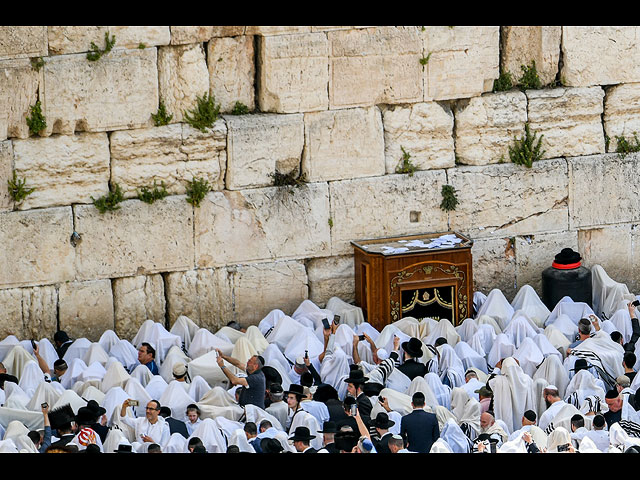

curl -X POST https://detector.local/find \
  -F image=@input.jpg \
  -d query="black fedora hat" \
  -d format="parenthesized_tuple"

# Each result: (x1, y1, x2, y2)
(571, 358, 591, 372)
(260, 437, 284, 453)
(317, 421, 338, 434)
(86, 400, 106, 417)
(343, 369, 368, 385)
(289, 426, 316, 442)
(401, 337, 424, 358)
(284, 384, 305, 397)
(372, 412, 395, 429)
(554, 248, 581, 265)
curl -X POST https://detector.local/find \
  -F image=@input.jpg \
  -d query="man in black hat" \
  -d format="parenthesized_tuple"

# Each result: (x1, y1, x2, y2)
(75, 401, 108, 444)
(344, 368, 373, 426)
(317, 421, 339, 453)
(604, 389, 623, 428)
(371, 412, 395, 453)
(284, 384, 305, 433)
(398, 337, 428, 380)
(48, 404, 78, 449)
(289, 426, 317, 453)
(399, 392, 439, 453)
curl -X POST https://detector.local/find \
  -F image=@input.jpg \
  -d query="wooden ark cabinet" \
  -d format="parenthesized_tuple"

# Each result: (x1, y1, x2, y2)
(352, 232, 474, 332)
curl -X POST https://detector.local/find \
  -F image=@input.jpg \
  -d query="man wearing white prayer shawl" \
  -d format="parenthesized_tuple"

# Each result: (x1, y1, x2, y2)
(475, 289, 514, 331)
(538, 385, 570, 433)
(119, 399, 170, 448)
(488, 357, 536, 434)
(510, 284, 551, 328)
(568, 330, 625, 391)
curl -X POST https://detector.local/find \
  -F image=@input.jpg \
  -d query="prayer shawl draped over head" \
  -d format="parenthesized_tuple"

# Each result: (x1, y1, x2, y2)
(510, 285, 551, 329)
(489, 357, 536, 434)
(569, 331, 625, 391)
(475, 289, 514, 332)
(591, 264, 636, 320)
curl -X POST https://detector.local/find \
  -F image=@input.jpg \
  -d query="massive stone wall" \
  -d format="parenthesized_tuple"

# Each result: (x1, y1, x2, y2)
(2, 25, 640, 341)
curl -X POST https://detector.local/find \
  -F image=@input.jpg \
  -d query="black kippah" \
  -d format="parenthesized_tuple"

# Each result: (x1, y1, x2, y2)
(606, 389, 619, 399)
(523, 410, 536, 422)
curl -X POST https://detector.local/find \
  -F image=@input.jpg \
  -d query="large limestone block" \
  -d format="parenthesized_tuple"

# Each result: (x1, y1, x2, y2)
(382, 102, 455, 173)
(73, 196, 194, 280)
(328, 26, 423, 109)
(12, 132, 110, 209)
(0, 141, 12, 212)
(257, 32, 329, 113)
(422, 26, 499, 101)
(233, 261, 308, 326)
(195, 183, 331, 267)
(48, 26, 169, 55)
(562, 26, 640, 87)
(42, 48, 158, 134)
(0, 285, 58, 341)
(0, 207, 75, 288)
(225, 113, 304, 190)
(164, 268, 234, 330)
(526, 87, 605, 159)
(578, 224, 640, 293)
(329, 170, 450, 255)
(307, 255, 355, 307)
(302, 107, 385, 182)
(0, 58, 42, 139)
(568, 154, 640, 229)
(603, 83, 640, 152)
(515, 231, 579, 296)
(454, 90, 527, 166)
(110, 122, 227, 198)
(59, 280, 114, 342)
(208, 36, 255, 113)
(471, 237, 517, 299)
(170, 26, 246, 44)
(113, 274, 166, 340)
(500, 26, 562, 87)
(158, 44, 210, 124)
(448, 159, 569, 240)
(0, 26, 47, 60)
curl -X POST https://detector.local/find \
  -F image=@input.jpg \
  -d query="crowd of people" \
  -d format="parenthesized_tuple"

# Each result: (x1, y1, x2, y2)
(1, 262, 640, 453)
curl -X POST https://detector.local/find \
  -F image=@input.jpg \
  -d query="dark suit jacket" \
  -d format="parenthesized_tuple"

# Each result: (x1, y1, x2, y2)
(374, 431, 393, 453)
(397, 359, 428, 381)
(400, 409, 440, 453)
(166, 416, 189, 438)
(356, 393, 373, 425)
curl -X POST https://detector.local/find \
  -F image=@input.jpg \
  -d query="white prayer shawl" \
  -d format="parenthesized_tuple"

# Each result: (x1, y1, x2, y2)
(14, 433, 39, 453)
(159, 381, 196, 423)
(188, 375, 211, 403)
(578, 436, 602, 453)
(406, 377, 441, 411)
(292, 299, 334, 330)
(423, 319, 461, 347)
(229, 428, 255, 452)
(619, 391, 640, 438)
(34, 339, 59, 376)
(609, 422, 640, 451)
(83, 343, 111, 367)
(190, 417, 229, 453)
(80, 385, 105, 407)
(1, 345, 34, 380)
(288, 409, 323, 450)
(102, 428, 129, 454)
(257, 309, 287, 338)
(131, 320, 182, 364)
(546, 426, 573, 452)
(77, 361, 107, 384)
(371, 388, 413, 417)
(188, 328, 234, 361)
(454, 341, 488, 374)
(510, 285, 551, 328)
(107, 340, 139, 373)
(436, 344, 465, 388)
(261, 342, 293, 377)
(123, 378, 153, 418)
(162, 432, 188, 453)
(3, 420, 29, 443)
(329, 323, 359, 361)
(532, 333, 564, 361)
(214, 326, 244, 346)
(546, 313, 579, 343)
(440, 418, 471, 453)
(17, 360, 45, 398)
(283, 325, 325, 365)
(538, 400, 569, 434)
(354, 322, 381, 343)
(389, 316, 422, 339)
(129, 364, 155, 388)
(319, 343, 350, 400)
(429, 437, 453, 453)
(513, 338, 544, 378)
(533, 354, 570, 399)
(300, 400, 330, 426)
(418, 318, 439, 340)
(101, 361, 132, 394)
(475, 289, 515, 331)
(608, 308, 634, 344)
(591, 264, 635, 320)
(187, 350, 230, 388)
(569, 330, 625, 390)
(476, 315, 502, 336)
(504, 313, 539, 349)
(60, 358, 89, 390)
(468, 324, 495, 358)
(432, 405, 458, 432)
(563, 370, 606, 410)
(450, 387, 481, 438)
(243, 325, 270, 354)
(0, 405, 42, 431)
(497, 433, 528, 453)
(456, 317, 478, 344)
(3, 382, 30, 410)
(489, 357, 536, 434)
(424, 372, 451, 409)
(546, 297, 596, 327)
(169, 315, 200, 353)
(61, 338, 92, 367)
(543, 324, 571, 358)
(326, 296, 364, 329)
(473, 291, 487, 316)
(97, 330, 121, 356)
(461, 377, 484, 402)
(25, 381, 63, 413)
(487, 334, 516, 371)
(0, 335, 20, 364)
(101, 387, 131, 427)
(375, 325, 412, 360)
(0, 439, 18, 453)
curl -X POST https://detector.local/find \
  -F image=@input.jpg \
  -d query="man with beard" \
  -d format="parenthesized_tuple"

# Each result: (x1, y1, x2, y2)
(538, 385, 567, 432)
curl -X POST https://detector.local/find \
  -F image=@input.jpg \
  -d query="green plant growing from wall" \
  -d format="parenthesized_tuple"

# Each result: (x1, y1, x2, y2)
(493, 70, 514, 92)
(615, 133, 640, 158)
(508, 123, 545, 168)
(440, 184, 459, 211)
(151, 101, 173, 126)
(137, 180, 169, 204)
(186, 177, 211, 207)
(26, 100, 47, 135)
(30, 57, 45, 71)
(395, 146, 417, 176)
(183, 93, 221, 133)
(92, 183, 124, 213)
(517, 60, 542, 90)
(87, 32, 116, 61)
(230, 101, 250, 115)
(7, 171, 35, 203)
(138, 43, 147, 49)
(419, 52, 432, 66)
(269, 170, 307, 189)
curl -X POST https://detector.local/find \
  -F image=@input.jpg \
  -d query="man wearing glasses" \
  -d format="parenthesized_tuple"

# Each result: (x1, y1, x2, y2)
(119, 399, 170, 450)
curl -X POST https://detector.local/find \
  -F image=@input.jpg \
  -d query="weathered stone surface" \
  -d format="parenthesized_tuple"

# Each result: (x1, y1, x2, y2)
(603, 83, 640, 152)
(195, 183, 331, 267)
(422, 26, 499, 101)
(233, 261, 308, 326)
(73, 196, 194, 281)
(501, 26, 562, 87)
(382, 102, 455, 173)
(59, 280, 114, 342)
(568, 154, 640, 229)
(0, 58, 42, 139)
(107, 26, 170, 49)
(12, 132, 110, 209)
(0, 207, 75, 288)
(578, 224, 640, 293)
(208, 36, 255, 113)
(448, 160, 569, 239)
(526, 87, 605, 159)
(42, 49, 158, 134)
(158, 44, 209, 124)
(302, 107, 385, 182)
(329, 170, 450, 255)
(0, 26, 47, 60)
(515, 231, 579, 296)
(471, 237, 517, 299)
(164, 268, 233, 330)
(48, 26, 169, 55)
(257, 33, 329, 113)
(225, 113, 303, 190)
(328, 26, 423, 109)
(0, 141, 12, 211)
(307, 255, 355, 306)
(562, 26, 640, 87)
(113, 274, 166, 340)
(0, 285, 58, 341)
(170, 26, 246, 45)
(110, 122, 227, 198)
(247, 26, 312, 36)
(454, 91, 527, 166)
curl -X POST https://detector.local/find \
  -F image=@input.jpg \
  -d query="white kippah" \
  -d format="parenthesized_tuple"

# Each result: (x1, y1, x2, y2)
(376, 349, 389, 360)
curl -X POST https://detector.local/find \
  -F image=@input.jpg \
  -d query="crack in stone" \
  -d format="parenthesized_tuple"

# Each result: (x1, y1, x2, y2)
(489, 195, 568, 231)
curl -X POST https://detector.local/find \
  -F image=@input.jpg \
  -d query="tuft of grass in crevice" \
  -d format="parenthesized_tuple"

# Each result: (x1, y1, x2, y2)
(183, 93, 220, 133)
(230, 101, 250, 115)
(26, 100, 47, 135)
(395, 146, 417, 177)
(92, 183, 124, 214)
(152, 100, 173, 126)
(137, 180, 169, 204)
(440, 184, 459, 212)
(508, 123, 545, 168)
(517, 60, 542, 91)
(615, 133, 640, 158)
(87, 32, 116, 61)
(7, 171, 36, 204)
(185, 177, 211, 207)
